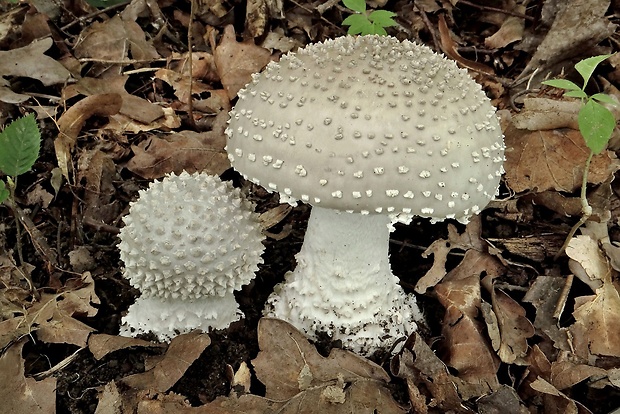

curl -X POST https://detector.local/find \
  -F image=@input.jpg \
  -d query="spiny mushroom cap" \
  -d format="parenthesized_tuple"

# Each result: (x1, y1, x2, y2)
(118, 171, 265, 300)
(226, 35, 505, 223)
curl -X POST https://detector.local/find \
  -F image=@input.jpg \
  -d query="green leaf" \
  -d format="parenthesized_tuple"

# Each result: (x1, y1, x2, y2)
(0, 114, 41, 177)
(0, 180, 8, 203)
(578, 99, 616, 154)
(368, 10, 397, 28)
(564, 90, 588, 99)
(541, 79, 582, 91)
(575, 54, 614, 87)
(342, 14, 374, 35)
(343, 0, 366, 13)
(591, 93, 619, 106)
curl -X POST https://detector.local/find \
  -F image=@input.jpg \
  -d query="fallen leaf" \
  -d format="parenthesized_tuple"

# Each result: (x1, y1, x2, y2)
(476, 385, 529, 414)
(566, 235, 610, 289)
(88, 333, 166, 360)
(55, 93, 123, 181)
(550, 360, 607, 390)
(0, 340, 56, 414)
(484, 11, 525, 49)
(438, 15, 494, 75)
(121, 331, 211, 392)
(127, 129, 230, 179)
(249, 318, 405, 413)
(0, 37, 73, 86)
(214, 25, 272, 99)
(570, 281, 620, 358)
(523, 276, 571, 351)
(504, 127, 616, 193)
(484, 287, 534, 364)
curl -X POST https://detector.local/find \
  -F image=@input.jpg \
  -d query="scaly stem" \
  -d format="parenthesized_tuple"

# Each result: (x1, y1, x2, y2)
(554, 151, 594, 260)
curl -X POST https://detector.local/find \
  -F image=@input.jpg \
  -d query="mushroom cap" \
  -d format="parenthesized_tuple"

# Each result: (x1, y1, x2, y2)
(226, 35, 505, 223)
(118, 171, 265, 300)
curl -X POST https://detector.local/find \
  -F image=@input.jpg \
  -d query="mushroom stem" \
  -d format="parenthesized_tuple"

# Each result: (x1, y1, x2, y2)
(266, 206, 421, 353)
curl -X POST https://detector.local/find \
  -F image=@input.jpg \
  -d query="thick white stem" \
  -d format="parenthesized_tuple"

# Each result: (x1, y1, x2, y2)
(267, 206, 421, 354)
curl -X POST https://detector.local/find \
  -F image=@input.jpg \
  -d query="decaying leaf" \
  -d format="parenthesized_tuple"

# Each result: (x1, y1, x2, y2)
(0, 37, 73, 86)
(566, 235, 609, 290)
(571, 281, 620, 359)
(121, 332, 211, 392)
(214, 25, 272, 99)
(210, 318, 406, 414)
(504, 126, 616, 193)
(55, 94, 123, 181)
(523, 276, 571, 351)
(88, 334, 166, 360)
(482, 287, 534, 364)
(0, 340, 56, 414)
(126, 128, 230, 179)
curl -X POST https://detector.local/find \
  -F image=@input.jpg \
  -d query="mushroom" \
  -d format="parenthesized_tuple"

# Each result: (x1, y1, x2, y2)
(118, 171, 265, 341)
(226, 35, 505, 354)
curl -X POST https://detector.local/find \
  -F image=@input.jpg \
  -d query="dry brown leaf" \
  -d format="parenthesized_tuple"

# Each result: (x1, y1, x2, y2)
(0, 340, 56, 414)
(435, 250, 501, 393)
(214, 25, 272, 99)
(484, 11, 525, 49)
(74, 14, 159, 64)
(523, 276, 571, 351)
(65, 76, 164, 124)
(504, 127, 616, 193)
(154, 68, 214, 106)
(392, 334, 466, 412)
(477, 385, 529, 414)
(127, 129, 230, 179)
(121, 332, 211, 392)
(517, 0, 616, 82)
(248, 318, 404, 413)
(55, 94, 123, 181)
(438, 15, 494, 75)
(484, 288, 534, 364)
(550, 360, 607, 391)
(528, 377, 590, 414)
(94, 381, 122, 414)
(566, 235, 609, 289)
(570, 281, 620, 358)
(0, 37, 73, 86)
(89, 334, 165, 360)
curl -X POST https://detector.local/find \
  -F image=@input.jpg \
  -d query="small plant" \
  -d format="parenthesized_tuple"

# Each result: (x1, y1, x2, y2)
(542, 54, 618, 257)
(342, 0, 397, 36)
(0, 114, 41, 265)
(0, 114, 41, 204)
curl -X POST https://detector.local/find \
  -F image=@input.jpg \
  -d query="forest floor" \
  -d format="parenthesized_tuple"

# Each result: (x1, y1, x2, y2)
(2, 0, 620, 413)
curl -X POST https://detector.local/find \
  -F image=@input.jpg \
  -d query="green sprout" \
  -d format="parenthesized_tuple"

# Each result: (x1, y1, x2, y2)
(0, 114, 41, 263)
(342, 0, 397, 36)
(541, 54, 618, 258)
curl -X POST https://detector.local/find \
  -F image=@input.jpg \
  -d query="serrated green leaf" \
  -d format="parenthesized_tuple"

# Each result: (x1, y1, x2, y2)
(591, 93, 619, 106)
(0, 180, 8, 203)
(343, 0, 366, 13)
(578, 99, 616, 154)
(343, 14, 374, 35)
(541, 79, 582, 91)
(0, 114, 41, 176)
(575, 54, 614, 87)
(368, 10, 397, 28)
(564, 90, 588, 99)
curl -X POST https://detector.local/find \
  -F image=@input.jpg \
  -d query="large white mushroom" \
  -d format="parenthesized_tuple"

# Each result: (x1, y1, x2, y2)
(226, 35, 505, 354)
(118, 171, 265, 341)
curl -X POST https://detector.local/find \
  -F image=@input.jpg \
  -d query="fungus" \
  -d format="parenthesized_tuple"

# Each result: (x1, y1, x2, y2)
(118, 171, 265, 341)
(226, 35, 505, 354)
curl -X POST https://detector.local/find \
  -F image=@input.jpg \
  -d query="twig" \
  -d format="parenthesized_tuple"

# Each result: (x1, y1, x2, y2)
(458, 0, 535, 21)
(186, 0, 197, 130)
(60, 1, 130, 32)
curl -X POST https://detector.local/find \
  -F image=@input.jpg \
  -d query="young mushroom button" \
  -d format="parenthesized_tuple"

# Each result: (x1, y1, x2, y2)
(226, 35, 505, 354)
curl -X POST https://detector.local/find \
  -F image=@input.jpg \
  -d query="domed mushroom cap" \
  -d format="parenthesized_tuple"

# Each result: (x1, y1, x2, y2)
(226, 35, 504, 222)
(118, 172, 265, 300)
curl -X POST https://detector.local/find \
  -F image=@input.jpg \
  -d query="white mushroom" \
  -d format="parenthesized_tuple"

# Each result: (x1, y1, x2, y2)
(118, 171, 265, 341)
(226, 35, 505, 354)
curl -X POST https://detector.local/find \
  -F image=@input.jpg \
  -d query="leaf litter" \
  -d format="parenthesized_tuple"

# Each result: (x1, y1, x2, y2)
(2, 0, 620, 413)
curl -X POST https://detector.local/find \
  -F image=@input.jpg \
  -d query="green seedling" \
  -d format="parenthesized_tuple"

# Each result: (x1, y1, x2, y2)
(342, 0, 397, 36)
(542, 54, 618, 258)
(0, 114, 41, 264)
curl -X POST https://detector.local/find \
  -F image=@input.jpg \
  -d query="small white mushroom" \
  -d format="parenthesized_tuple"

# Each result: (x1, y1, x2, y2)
(226, 35, 505, 354)
(118, 171, 265, 341)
